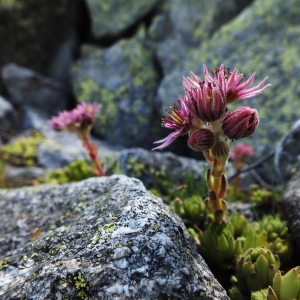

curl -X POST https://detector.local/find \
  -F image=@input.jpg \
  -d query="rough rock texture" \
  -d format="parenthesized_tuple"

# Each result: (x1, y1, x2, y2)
(1, 63, 67, 116)
(0, 175, 229, 299)
(274, 119, 300, 183)
(157, 0, 300, 158)
(119, 147, 207, 189)
(283, 171, 300, 250)
(72, 28, 162, 148)
(87, 0, 160, 38)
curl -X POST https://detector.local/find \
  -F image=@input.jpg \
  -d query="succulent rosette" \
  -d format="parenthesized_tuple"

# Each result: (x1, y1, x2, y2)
(170, 196, 207, 224)
(199, 222, 242, 266)
(236, 247, 280, 293)
(251, 266, 300, 300)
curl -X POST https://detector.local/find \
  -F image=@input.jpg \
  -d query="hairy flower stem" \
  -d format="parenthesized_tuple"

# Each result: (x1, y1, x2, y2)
(81, 137, 104, 177)
(206, 159, 227, 223)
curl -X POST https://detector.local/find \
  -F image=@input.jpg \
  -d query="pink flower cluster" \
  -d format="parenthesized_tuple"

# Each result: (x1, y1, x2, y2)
(49, 102, 105, 176)
(153, 64, 270, 152)
(49, 103, 101, 133)
(231, 143, 254, 164)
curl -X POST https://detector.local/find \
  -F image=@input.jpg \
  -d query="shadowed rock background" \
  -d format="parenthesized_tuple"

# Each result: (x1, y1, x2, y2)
(1, 0, 299, 158)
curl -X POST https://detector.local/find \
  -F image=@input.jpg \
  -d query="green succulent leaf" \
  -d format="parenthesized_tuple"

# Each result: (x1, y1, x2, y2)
(242, 262, 255, 279)
(279, 267, 300, 300)
(247, 272, 263, 292)
(254, 255, 270, 287)
(217, 234, 229, 257)
(230, 286, 248, 300)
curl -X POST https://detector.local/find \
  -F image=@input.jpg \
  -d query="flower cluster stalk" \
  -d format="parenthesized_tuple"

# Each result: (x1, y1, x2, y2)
(153, 64, 270, 223)
(79, 135, 104, 177)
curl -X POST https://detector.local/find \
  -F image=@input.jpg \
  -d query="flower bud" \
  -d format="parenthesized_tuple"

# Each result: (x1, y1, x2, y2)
(187, 129, 215, 151)
(211, 140, 230, 165)
(222, 107, 259, 140)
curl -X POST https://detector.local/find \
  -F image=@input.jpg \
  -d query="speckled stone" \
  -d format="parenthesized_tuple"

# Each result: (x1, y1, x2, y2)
(119, 147, 207, 189)
(157, 0, 300, 158)
(0, 175, 229, 299)
(86, 0, 160, 37)
(71, 28, 162, 148)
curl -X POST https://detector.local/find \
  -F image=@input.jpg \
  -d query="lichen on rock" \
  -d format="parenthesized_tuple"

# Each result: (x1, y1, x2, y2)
(0, 175, 229, 299)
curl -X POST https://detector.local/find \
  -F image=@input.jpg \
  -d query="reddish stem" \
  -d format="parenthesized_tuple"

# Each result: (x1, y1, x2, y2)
(81, 137, 104, 176)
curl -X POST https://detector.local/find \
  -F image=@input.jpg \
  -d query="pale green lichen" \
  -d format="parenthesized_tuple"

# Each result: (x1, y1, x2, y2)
(153, 226, 160, 232)
(105, 221, 116, 233)
(0, 260, 8, 270)
(1, 131, 44, 167)
(64, 271, 89, 299)
(161, 212, 168, 219)
(99, 205, 108, 213)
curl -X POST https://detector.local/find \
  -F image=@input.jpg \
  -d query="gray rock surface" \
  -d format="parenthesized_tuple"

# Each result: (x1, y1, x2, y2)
(153, 0, 252, 74)
(119, 147, 207, 189)
(71, 28, 162, 148)
(0, 175, 229, 299)
(274, 119, 300, 183)
(283, 171, 300, 250)
(1, 63, 67, 116)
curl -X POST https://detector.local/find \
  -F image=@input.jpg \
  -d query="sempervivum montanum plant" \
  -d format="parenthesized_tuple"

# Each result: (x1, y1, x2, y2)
(49, 103, 104, 176)
(236, 247, 280, 294)
(198, 221, 243, 267)
(153, 64, 270, 223)
(251, 266, 300, 300)
(169, 195, 207, 225)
